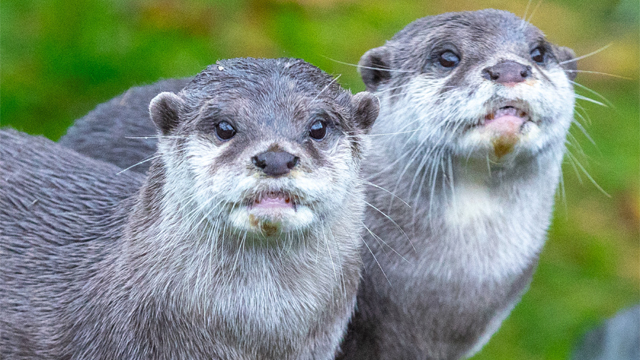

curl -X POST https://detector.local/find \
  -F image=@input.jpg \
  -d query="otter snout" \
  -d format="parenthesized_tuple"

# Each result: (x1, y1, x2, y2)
(252, 150, 299, 177)
(482, 60, 532, 84)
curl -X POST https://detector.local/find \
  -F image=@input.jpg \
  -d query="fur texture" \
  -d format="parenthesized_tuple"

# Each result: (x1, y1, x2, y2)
(59, 78, 191, 172)
(1, 57, 379, 359)
(58, 11, 577, 359)
(340, 10, 576, 359)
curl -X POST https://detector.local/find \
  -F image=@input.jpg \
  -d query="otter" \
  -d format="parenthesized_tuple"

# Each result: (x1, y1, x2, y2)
(0, 57, 379, 359)
(57, 10, 578, 359)
(340, 9, 577, 359)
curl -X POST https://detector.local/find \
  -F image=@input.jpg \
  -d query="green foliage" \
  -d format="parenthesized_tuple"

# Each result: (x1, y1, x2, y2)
(1, 0, 638, 358)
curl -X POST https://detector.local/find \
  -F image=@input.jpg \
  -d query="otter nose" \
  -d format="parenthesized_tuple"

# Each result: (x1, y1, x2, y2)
(252, 151, 299, 177)
(482, 61, 532, 84)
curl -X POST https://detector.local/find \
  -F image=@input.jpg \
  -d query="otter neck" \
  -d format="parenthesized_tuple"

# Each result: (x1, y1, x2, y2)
(367, 123, 564, 282)
(116, 160, 359, 358)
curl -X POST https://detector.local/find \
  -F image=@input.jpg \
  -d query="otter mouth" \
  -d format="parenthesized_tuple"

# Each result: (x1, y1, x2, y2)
(480, 104, 532, 135)
(247, 191, 298, 212)
(243, 190, 303, 237)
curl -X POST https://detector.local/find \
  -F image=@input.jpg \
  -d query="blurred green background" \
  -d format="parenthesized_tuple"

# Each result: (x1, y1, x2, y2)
(1, 0, 638, 358)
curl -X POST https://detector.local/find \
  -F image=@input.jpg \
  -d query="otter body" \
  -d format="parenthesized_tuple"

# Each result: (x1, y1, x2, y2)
(342, 10, 577, 359)
(1, 130, 142, 358)
(58, 10, 578, 359)
(1, 58, 379, 359)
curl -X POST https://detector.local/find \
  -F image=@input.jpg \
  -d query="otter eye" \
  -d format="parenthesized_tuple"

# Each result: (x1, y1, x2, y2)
(438, 51, 460, 68)
(215, 121, 236, 141)
(530, 47, 546, 64)
(309, 120, 327, 140)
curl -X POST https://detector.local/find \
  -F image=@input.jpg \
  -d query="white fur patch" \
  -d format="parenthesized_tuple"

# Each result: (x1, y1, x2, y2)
(445, 180, 498, 228)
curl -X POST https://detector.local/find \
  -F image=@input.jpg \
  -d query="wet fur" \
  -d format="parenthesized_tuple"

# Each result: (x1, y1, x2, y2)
(1, 58, 379, 359)
(342, 10, 576, 359)
(57, 11, 577, 359)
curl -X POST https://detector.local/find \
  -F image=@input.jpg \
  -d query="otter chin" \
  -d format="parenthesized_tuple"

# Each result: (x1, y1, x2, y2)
(465, 102, 539, 159)
(233, 190, 312, 236)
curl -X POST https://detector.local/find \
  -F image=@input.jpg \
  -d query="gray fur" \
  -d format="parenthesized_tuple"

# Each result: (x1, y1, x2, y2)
(342, 10, 576, 359)
(58, 11, 577, 359)
(1, 58, 379, 359)
(59, 78, 191, 172)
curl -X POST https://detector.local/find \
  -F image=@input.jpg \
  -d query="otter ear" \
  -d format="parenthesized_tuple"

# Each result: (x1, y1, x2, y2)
(149, 92, 185, 135)
(350, 92, 380, 134)
(358, 46, 392, 92)
(556, 46, 577, 81)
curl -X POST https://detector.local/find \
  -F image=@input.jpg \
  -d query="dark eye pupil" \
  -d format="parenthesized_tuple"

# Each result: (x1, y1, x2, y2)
(309, 121, 327, 140)
(215, 121, 236, 140)
(438, 51, 460, 68)
(531, 47, 545, 64)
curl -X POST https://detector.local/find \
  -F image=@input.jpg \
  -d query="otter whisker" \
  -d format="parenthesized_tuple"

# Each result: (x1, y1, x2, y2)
(124, 135, 190, 140)
(358, 231, 391, 285)
(570, 118, 597, 147)
(368, 129, 421, 137)
(574, 102, 593, 126)
(321, 225, 338, 282)
(312, 74, 342, 102)
(361, 220, 410, 264)
(231, 227, 248, 276)
(446, 155, 458, 227)
(364, 200, 415, 253)
(565, 69, 632, 80)
(522, 0, 534, 24)
(116, 154, 162, 174)
(326, 225, 347, 301)
(321, 55, 415, 74)
(391, 134, 432, 202)
(566, 132, 588, 158)
(561, 43, 612, 65)
(566, 151, 610, 197)
(570, 80, 615, 108)
(375, 141, 419, 175)
(575, 94, 607, 107)
(124, 135, 160, 140)
(183, 197, 226, 240)
(363, 180, 411, 208)
(525, 0, 544, 25)
(557, 162, 568, 216)
(426, 153, 444, 228)
(411, 153, 432, 225)
(408, 146, 432, 203)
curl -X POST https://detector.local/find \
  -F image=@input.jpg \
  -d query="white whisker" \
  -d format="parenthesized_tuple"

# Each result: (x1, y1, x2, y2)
(561, 43, 612, 65)
(565, 69, 632, 80)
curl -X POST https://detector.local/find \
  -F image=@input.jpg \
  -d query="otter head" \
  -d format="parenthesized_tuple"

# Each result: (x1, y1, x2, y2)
(149, 58, 378, 240)
(359, 9, 576, 164)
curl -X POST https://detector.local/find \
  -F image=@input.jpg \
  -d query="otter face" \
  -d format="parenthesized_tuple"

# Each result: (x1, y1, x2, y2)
(150, 59, 378, 239)
(359, 9, 576, 163)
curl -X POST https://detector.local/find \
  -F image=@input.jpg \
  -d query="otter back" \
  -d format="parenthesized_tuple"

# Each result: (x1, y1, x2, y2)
(0, 129, 142, 358)
(59, 78, 190, 172)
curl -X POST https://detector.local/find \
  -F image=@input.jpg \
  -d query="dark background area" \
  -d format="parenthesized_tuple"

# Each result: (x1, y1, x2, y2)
(1, 0, 638, 358)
